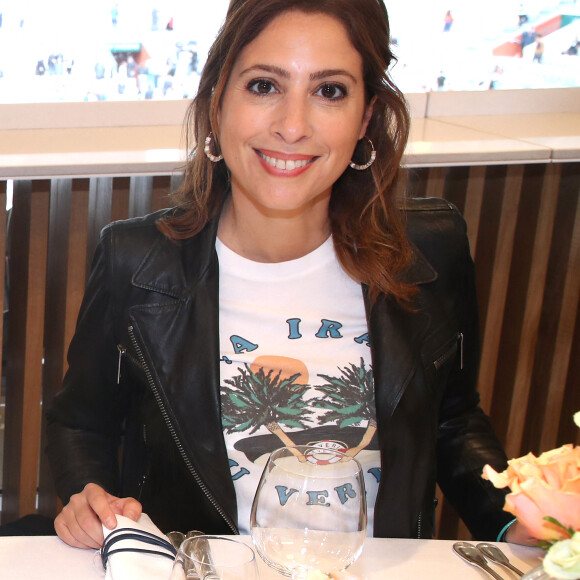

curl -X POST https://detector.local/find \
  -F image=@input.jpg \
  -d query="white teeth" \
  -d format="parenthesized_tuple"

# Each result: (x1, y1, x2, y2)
(260, 152, 310, 170)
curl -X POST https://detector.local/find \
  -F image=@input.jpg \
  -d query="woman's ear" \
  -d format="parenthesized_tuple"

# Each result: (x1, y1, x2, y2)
(359, 96, 376, 139)
(216, 107, 221, 138)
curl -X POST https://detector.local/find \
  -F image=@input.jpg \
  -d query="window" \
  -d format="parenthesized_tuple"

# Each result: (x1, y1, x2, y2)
(0, 0, 230, 103)
(0, 0, 577, 104)
(388, 0, 580, 92)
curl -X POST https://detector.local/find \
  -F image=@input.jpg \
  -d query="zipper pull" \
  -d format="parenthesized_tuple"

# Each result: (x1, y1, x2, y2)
(117, 344, 127, 384)
(458, 332, 464, 370)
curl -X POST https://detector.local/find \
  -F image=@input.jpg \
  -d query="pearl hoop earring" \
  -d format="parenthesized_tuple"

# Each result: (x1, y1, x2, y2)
(349, 137, 376, 171)
(204, 133, 223, 163)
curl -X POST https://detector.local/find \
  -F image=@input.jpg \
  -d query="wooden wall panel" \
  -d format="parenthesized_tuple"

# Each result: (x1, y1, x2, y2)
(522, 163, 580, 456)
(38, 178, 91, 517)
(425, 167, 446, 199)
(129, 176, 153, 218)
(110, 177, 131, 224)
(478, 164, 525, 414)
(2, 180, 50, 522)
(559, 301, 580, 447)
(503, 165, 560, 457)
(0, 181, 6, 388)
(406, 162, 580, 539)
(462, 166, 486, 259)
(152, 175, 175, 213)
(87, 178, 114, 279)
(539, 185, 580, 451)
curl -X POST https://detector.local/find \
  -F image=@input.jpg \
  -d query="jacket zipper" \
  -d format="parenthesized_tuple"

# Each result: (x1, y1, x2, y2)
(433, 332, 464, 371)
(117, 345, 127, 384)
(126, 325, 238, 534)
(137, 423, 148, 501)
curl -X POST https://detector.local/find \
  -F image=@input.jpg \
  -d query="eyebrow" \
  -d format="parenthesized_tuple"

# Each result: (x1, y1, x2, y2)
(240, 64, 358, 83)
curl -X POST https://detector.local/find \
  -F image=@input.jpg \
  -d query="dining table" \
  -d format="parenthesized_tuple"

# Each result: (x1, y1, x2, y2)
(0, 534, 545, 580)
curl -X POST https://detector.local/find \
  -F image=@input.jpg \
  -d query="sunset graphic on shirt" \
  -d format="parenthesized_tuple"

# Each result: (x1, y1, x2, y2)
(221, 356, 376, 460)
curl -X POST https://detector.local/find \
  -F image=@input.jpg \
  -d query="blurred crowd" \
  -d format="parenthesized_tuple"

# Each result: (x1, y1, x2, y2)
(0, 0, 578, 102)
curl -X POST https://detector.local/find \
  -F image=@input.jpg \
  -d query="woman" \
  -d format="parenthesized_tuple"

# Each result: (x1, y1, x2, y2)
(46, 0, 531, 549)
(443, 10, 454, 32)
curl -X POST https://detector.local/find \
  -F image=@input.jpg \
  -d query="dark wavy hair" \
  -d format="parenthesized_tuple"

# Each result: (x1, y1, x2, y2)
(158, 0, 415, 305)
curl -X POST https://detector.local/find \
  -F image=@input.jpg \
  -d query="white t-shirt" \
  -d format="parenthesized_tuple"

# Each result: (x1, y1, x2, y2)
(217, 236, 380, 536)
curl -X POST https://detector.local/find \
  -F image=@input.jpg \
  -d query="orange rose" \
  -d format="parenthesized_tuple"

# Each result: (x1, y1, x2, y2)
(483, 444, 580, 541)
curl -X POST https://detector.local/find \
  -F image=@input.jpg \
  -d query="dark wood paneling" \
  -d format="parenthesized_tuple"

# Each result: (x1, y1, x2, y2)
(2, 180, 50, 522)
(409, 162, 580, 539)
(0, 164, 578, 541)
(479, 165, 524, 414)
(0, 182, 6, 389)
(38, 178, 91, 517)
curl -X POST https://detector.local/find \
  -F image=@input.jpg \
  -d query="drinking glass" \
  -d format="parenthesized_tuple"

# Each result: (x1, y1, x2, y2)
(169, 535, 259, 580)
(250, 444, 367, 579)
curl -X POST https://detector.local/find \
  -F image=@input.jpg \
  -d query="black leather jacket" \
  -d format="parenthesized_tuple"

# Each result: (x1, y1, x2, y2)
(46, 197, 512, 539)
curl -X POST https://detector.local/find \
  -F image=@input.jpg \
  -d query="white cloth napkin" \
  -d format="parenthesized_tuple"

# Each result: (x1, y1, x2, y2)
(101, 514, 175, 580)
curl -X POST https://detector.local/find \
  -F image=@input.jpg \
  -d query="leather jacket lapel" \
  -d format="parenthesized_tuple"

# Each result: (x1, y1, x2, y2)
(367, 243, 438, 419)
(127, 220, 238, 528)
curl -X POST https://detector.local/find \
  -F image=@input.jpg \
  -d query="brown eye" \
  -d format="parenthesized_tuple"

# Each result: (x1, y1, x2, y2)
(316, 83, 347, 100)
(247, 79, 277, 95)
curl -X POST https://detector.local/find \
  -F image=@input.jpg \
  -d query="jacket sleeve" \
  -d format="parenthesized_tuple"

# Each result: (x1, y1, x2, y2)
(45, 224, 132, 503)
(421, 202, 513, 540)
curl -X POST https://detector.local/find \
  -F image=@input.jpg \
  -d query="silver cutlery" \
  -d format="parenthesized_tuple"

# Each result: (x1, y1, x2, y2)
(167, 529, 206, 551)
(476, 542, 525, 577)
(168, 530, 220, 579)
(166, 530, 186, 551)
(453, 541, 505, 580)
(190, 534, 219, 580)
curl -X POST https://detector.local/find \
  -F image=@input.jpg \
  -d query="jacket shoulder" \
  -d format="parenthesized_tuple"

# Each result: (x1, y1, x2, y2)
(404, 196, 457, 213)
(92, 209, 183, 289)
(404, 197, 468, 254)
(100, 208, 175, 258)
(401, 197, 472, 287)
(404, 196, 464, 229)
(102, 208, 173, 239)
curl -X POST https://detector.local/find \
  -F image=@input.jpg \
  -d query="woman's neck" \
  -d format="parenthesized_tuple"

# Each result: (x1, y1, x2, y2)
(217, 198, 331, 263)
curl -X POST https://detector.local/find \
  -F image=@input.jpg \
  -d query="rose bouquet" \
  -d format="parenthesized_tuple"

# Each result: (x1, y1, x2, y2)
(482, 412, 580, 580)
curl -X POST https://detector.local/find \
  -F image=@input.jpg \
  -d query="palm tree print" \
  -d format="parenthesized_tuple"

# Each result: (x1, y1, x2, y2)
(312, 357, 377, 458)
(221, 363, 313, 447)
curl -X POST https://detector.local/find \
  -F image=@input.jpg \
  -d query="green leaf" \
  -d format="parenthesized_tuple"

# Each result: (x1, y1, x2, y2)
(238, 418, 256, 431)
(336, 404, 362, 415)
(288, 392, 303, 403)
(276, 407, 304, 416)
(339, 416, 363, 428)
(322, 392, 345, 401)
(543, 516, 574, 537)
(311, 401, 337, 410)
(229, 393, 252, 408)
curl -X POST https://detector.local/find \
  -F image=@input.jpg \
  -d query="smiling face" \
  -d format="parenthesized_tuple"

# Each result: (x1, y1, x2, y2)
(217, 10, 373, 221)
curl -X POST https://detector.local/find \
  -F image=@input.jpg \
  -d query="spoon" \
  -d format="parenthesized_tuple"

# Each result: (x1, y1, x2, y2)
(476, 543, 524, 576)
(166, 530, 186, 551)
(453, 541, 505, 580)
(186, 532, 219, 580)
(166, 529, 206, 551)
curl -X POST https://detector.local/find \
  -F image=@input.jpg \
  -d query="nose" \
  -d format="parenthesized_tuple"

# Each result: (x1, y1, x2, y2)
(271, 94, 312, 144)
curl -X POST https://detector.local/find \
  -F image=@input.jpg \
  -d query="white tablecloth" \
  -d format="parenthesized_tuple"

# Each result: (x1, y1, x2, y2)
(0, 535, 545, 580)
